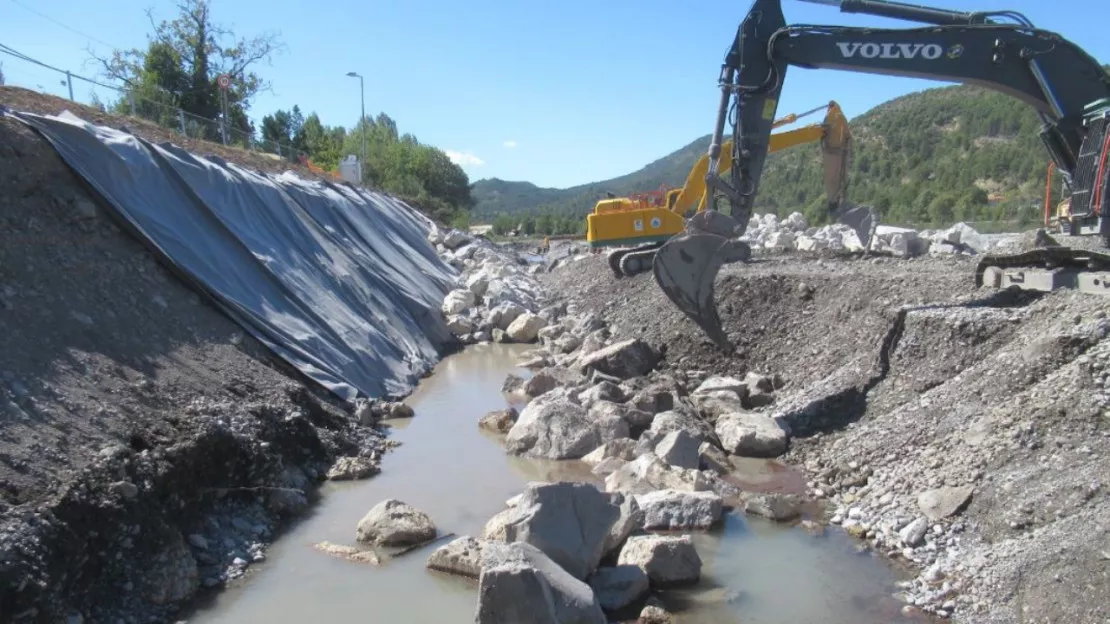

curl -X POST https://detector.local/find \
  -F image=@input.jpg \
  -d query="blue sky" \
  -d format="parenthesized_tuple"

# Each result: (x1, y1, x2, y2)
(3, 0, 1107, 188)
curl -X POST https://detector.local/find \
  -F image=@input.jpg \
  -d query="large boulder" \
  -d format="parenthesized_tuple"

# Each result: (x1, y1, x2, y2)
(577, 339, 659, 380)
(604, 454, 710, 496)
(588, 565, 650, 613)
(591, 400, 653, 431)
(577, 381, 627, 407)
(427, 535, 506, 579)
(355, 499, 437, 546)
(693, 376, 749, 399)
(602, 491, 645, 557)
(617, 535, 702, 587)
(488, 302, 526, 331)
(487, 482, 621, 580)
(442, 289, 476, 315)
(475, 542, 607, 624)
(442, 229, 471, 249)
(582, 438, 638, 465)
(479, 407, 518, 434)
(648, 410, 718, 448)
(654, 430, 700, 470)
(507, 312, 549, 343)
(715, 412, 789, 457)
(505, 390, 630, 460)
(635, 490, 723, 530)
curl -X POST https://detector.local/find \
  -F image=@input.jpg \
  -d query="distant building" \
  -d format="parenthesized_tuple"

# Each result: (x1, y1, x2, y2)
(339, 155, 362, 185)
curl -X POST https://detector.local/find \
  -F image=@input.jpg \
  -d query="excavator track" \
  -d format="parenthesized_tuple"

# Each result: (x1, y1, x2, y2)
(975, 246, 1110, 295)
(607, 242, 663, 278)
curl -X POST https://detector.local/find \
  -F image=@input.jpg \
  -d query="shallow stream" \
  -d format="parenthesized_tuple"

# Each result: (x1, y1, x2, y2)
(186, 343, 924, 623)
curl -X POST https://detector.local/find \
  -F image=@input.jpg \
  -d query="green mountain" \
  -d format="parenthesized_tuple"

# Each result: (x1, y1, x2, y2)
(471, 81, 1094, 229)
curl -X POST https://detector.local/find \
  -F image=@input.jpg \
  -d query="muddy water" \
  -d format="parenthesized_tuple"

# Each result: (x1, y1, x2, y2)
(186, 343, 921, 624)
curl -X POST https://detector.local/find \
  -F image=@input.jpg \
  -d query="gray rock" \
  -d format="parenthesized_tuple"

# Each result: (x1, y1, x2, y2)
(356, 499, 437, 546)
(475, 542, 606, 624)
(489, 482, 621, 580)
(426, 535, 507, 578)
(898, 517, 929, 547)
(692, 391, 747, 423)
(442, 289, 476, 315)
(589, 565, 649, 613)
(693, 376, 749, 399)
(604, 454, 710, 496)
(635, 490, 723, 530)
(917, 486, 974, 521)
(743, 493, 802, 521)
(582, 438, 638, 464)
(628, 385, 676, 414)
(110, 481, 139, 499)
(577, 381, 626, 407)
(505, 390, 630, 460)
(479, 407, 518, 434)
(715, 412, 789, 457)
(327, 456, 381, 481)
(525, 367, 587, 398)
(591, 400, 653, 430)
(650, 410, 717, 447)
(654, 430, 701, 470)
(617, 535, 702, 587)
(507, 312, 549, 342)
(577, 339, 660, 380)
(602, 492, 644, 557)
(744, 371, 776, 393)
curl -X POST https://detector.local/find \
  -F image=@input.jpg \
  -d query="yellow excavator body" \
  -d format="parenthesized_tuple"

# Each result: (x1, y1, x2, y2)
(585, 101, 851, 248)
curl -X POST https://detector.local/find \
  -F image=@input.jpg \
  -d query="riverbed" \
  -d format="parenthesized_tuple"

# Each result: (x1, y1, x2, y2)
(185, 343, 925, 623)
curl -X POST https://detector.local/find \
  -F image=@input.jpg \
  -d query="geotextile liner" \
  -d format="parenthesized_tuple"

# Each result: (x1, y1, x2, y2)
(2, 106, 458, 401)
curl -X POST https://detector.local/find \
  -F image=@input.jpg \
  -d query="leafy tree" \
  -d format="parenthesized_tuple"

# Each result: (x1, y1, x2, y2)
(91, 0, 283, 142)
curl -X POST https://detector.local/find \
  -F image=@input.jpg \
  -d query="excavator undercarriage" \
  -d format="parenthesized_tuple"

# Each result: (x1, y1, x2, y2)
(649, 0, 1110, 351)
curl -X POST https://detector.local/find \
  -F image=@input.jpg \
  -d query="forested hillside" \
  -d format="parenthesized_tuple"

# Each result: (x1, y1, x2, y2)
(473, 81, 1101, 231)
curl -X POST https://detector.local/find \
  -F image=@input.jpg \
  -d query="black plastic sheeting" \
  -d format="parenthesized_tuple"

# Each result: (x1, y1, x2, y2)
(4, 107, 459, 402)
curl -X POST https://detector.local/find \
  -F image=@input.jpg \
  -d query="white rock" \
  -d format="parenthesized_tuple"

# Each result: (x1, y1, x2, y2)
(634, 490, 723, 530)
(714, 412, 789, 457)
(441, 289, 476, 315)
(506, 312, 548, 342)
(617, 535, 702, 587)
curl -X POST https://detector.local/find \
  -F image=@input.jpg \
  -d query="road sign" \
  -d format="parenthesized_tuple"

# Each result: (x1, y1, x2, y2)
(217, 74, 230, 90)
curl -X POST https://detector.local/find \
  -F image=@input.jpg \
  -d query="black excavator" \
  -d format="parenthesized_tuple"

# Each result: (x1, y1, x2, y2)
(652, 0, 1110, 351)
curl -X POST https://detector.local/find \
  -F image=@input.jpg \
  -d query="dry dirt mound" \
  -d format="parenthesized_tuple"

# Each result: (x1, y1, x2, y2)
(0, 109, 384, 622)
(540, 249, 1110, 623)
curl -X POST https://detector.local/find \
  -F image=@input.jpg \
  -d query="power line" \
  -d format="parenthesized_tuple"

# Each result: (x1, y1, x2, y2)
(8, 0, 121, 50)
(0, 42, 124, 92)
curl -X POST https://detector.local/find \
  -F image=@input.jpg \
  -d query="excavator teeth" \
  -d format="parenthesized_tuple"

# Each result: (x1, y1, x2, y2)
(652, 231, 750, 352)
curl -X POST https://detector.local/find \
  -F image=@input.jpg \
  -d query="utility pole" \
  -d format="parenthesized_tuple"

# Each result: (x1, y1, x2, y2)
(346, 71, 366, 181)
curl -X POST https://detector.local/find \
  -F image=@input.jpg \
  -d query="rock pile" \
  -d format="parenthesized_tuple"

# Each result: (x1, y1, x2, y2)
(739, 211, 1000, 258)
(428, 226, 553, 345)
(427, 304, 814, 621)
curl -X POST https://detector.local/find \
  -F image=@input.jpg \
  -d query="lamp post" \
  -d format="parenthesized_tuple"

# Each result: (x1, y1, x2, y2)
(346, 71, 366, 180)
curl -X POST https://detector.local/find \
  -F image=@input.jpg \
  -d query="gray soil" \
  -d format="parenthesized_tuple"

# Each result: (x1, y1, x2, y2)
(539, 245, 1110, 624)
(0, 97, 403, 622)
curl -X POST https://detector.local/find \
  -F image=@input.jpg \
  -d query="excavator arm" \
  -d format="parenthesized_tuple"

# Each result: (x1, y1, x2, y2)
(668, 101, 852, 217)
(654, 0, 1110, 351)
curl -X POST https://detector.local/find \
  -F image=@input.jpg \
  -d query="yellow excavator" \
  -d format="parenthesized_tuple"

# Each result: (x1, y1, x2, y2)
(586, 101, 852, 277)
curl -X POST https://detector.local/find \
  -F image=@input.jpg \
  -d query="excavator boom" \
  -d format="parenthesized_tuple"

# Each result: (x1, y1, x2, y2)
(653, 0, 1110, 351)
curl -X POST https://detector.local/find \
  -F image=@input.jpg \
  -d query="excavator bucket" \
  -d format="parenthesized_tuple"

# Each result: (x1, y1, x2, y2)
(652, 224, 751, 352)
(835, 202, 879, 251)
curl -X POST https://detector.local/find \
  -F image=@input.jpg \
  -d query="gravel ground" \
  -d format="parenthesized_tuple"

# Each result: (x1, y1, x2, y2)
(537, 241, 1110, 624)
(0, 99, 400, 622)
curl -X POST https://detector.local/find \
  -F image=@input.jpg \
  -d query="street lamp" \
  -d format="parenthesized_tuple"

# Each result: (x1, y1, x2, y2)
(346, 71, 366, 180)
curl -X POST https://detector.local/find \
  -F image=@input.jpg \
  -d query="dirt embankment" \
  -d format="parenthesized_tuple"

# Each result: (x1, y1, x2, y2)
(0, 96, 395, 622)
(539, 246, 1110, 624)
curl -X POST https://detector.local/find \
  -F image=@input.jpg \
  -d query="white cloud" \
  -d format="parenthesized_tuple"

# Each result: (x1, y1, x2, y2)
(502, 140, 518, 149)
(445, 150, 485, 167)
